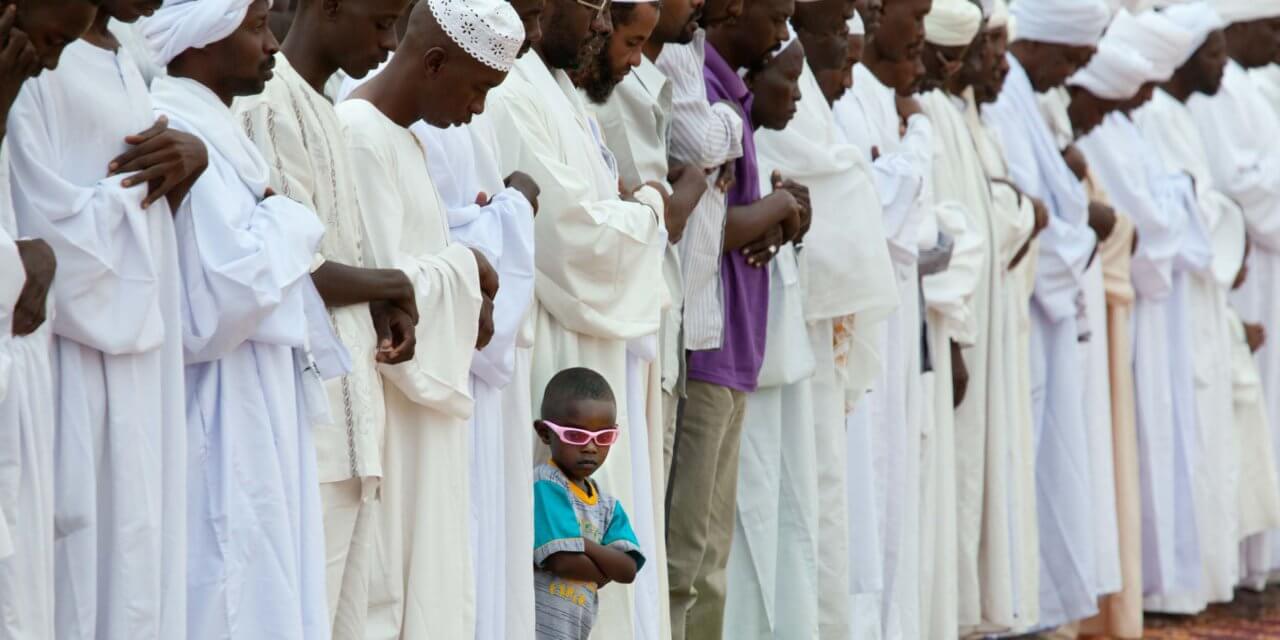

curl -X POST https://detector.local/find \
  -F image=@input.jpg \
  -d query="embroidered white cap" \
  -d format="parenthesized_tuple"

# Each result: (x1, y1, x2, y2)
(428, 0, 525, 73)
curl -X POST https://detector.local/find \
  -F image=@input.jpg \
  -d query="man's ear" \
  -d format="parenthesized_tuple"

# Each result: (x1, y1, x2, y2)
(533, 420, 553, 445)
(422, 46, 448, 77)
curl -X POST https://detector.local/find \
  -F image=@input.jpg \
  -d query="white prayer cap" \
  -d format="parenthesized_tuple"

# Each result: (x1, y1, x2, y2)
(1105, 8, 1193, 79)
(1010, 0, 1112, 46)
(428, 0, 524, 73)
(988, 0, 1010, 29)
(926, 0, 983, 46)
(848, 11, 866, 35)
(1160, 2, 1226, 66)
(141, 0, 270, 67)
(774, 23, 800, 58)
(1068, 40, 1155, 98)
(980, 0, 995, 17)
(1213, 0, 1280, 24)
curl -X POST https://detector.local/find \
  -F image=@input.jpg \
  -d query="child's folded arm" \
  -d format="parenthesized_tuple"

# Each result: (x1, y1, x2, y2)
(584, 538, 639, 584)
(543, 549, 610, 584)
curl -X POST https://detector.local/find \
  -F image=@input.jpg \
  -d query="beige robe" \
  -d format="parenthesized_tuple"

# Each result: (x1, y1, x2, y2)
(484, 53, 669, 640)
(337, 99, 484, 640)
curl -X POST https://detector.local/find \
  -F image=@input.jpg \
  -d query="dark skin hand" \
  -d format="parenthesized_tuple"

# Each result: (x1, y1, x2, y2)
(742, 225, 784, 268)
(723, 188, 803, 253)
(950, 339, 968, 408)
(504, 170, 541, 214)
(12, 238, 55, 337)
(310, 263, 418, 363)
(773, 172, 812, 243)
(369, 301, 417, 364)
(1062, 145, 1088, 182)
(1088, 200, 1117, 244)
(471, 249, 499, 351)
(665, 163, 710, 245)
(543, 549, 610, 585)
(1003, 185, 1048, 271)
(108, 116, 209, 211)
(0, 6, 40, 140)
(1246, 321, 1266, 354)
(583, 538, 638, 585)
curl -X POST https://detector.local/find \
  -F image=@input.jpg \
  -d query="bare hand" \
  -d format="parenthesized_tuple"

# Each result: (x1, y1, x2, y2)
(665, 164, 709, 244)
(476, 296, 495, 350)
(895, 93, 923, 123)
(742, 225, 784, 268)
(1246, 321, 1267, 354)
(12, 238, 55, 337)
(470, 248, 500, 300)
(385, 269, 419, 325)
(0, 7, 40, 129)
(110, 116, 209, 210)
(950, 340, 969, 408)
(370, 301, 417, 364)
(1030, 196, 1049, 238)
(1088, 200, 1116, 244)
(1062, 145, 1089, 182)
(714, 159, 736, 193)
(505, 170, 540, 215)
(773, 174, 811, 242)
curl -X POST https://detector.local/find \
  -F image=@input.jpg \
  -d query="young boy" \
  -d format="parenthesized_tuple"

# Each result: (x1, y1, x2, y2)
(533, 367, 645, 640)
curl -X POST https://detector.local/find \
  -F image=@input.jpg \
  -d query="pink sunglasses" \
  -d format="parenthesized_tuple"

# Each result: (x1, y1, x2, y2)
(542, 420, 620, 447)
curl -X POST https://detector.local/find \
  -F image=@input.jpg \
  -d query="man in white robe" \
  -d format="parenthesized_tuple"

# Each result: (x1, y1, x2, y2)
(1186, 0, 1280, 586)
(483, 0, 674, 636)
(0, 20, 57, 636)
(143, 1, 344, 637)
(8, 3, 201, 638)
(231, 2, 426, 635)
(981, 0, 1111, 627)
(1070, 26, 1221, 614)
(335, 2, 517, 638)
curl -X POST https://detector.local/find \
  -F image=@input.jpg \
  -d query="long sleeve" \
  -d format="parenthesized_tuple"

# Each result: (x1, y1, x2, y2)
(343, 131, 482, 419)
(868, 114, 933, 265)
(0, 228, 21, 404)
(486, 81, 667, 341)
(657, 38, 745, 170)
(6, 85, 166, 355)
(923, 201, 984, 346)
(175, 164, 324, 363)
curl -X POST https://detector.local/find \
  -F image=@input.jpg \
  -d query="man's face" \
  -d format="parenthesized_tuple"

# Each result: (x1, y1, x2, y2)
(1066, 86, 1113, 137)
(734, 0, 793, 70)
(420, 51, 510, 127)
(922, 41, 968, 91)
(578, 3, 659, 104)
(1027, 41, 1093, 92)
(332, 0, 410, 79)
(511, 0, 546, 56)
(1227, 19, 1280, 69)
(873, 0, 930, 62)
(749, 43, 804, 130)
(102, 0, 163, 24)
(811, 31, 854, 103)
(1191, 30, 1229, 96)
(541, 0, 612, 71)
(654, 0, 702, 45)
(9, 0, 95, 71)
(701, 0, 743, 28)
(854, 0, 882, 35)
(204, 0, 279, 98)
(975, 25, 1010, 104)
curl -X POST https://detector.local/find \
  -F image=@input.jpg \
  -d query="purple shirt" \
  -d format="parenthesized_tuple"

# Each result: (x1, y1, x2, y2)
(685, 43, 770, 393)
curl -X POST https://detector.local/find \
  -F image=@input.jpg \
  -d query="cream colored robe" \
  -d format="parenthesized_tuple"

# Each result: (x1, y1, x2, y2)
(485, 53, 669, 640)
(337, 99, 484, 640)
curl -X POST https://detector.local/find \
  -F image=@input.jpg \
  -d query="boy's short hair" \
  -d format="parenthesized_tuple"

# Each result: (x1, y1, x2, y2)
(540, 367, 616, 421)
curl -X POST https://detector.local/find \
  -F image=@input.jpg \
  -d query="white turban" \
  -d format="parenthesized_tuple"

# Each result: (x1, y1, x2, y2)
(1160, 2, 1226, 66)
(1068, 40, 1155, 98)
(141, 0, 266, 68)
(848, 11, 866, 36)
(988, 0, 1010, 29)
(1214, 0, 1280, 24)
(926, 0, 983, 46)
(429, 0, 524, 73)
(1011, 0, 1112, 46)
(1105, 8, 1193, 79)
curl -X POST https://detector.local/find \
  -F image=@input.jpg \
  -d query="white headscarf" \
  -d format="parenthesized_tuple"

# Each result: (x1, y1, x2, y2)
(140, 0, 266, 68)
(1011, 0, 1112, 46)
(988, 0, 1011, 29)
(926, 0, 983, 46)
(1160, 2, 1227, 66)
(1105, 8, 1192, 79)
(1214, 0, 1280, 24)
(1068, 40, 1156, 99)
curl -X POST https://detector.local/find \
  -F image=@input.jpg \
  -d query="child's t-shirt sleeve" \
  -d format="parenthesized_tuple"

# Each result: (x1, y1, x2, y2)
(602, 500, 646, 572)
(533, 479, 584, 567)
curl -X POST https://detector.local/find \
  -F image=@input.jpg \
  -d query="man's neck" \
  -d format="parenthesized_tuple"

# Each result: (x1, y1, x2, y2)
(82, 8, 120, 51)
(643, 40, 665, 62)
(281, 16, 339, 95)
(1163, 75, 1194, 103)
(705, 29, 745, 71)
(353, 64, 417, 128)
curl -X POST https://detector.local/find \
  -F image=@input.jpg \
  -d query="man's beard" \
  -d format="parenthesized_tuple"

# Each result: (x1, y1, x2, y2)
(578, 43, 627, 104)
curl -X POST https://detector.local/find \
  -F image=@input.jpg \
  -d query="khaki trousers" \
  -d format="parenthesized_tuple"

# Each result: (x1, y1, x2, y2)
(666, 379, 748, 640)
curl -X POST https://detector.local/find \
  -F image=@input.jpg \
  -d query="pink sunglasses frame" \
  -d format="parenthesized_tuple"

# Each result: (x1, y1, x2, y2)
(542, 420, 621, 447)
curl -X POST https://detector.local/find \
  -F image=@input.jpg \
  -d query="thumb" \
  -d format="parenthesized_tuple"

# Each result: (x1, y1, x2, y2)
(475, 191, 489, 206)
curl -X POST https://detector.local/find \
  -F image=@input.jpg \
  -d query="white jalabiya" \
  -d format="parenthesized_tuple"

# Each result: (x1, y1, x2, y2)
(1185, 63, 1280, 579)
(755, 61, 897, 640)
(1250, 64, 1280, 119)
(833, 63, 932, 640)
(413, 117, 537, 640)
(336, 98, 485, 640)
(1076, 109, 1209, 612)
(1228, 306, 1280, 544)
(920, 87, 1014, 635)
(0, 153, 56, 640)
(234, 54, 389, 636)
(1132, 90, 1240, 609)
(152, 73, 334, 640)
(484, 52, 669, 640)
(984, 53, 1098, 630)
(962, 88, 1041, 634)
(6, 41, 187, 640)
(1038, 88, 1122, 604)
